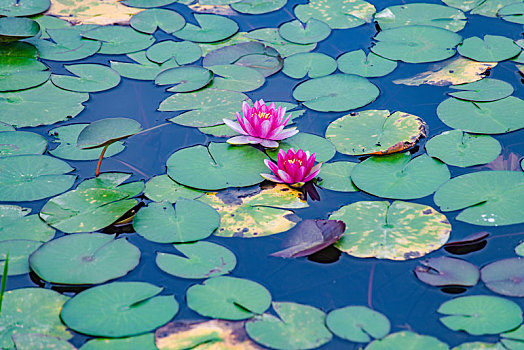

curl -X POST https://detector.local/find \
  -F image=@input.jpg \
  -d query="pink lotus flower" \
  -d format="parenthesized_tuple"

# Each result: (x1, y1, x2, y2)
(223, 99, 298, 148)
(261, 148, 322, 187)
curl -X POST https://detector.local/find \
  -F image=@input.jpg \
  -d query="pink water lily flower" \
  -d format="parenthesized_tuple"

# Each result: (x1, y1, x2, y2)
(223, 99, 298, 148)
(261, 148, 322, 187)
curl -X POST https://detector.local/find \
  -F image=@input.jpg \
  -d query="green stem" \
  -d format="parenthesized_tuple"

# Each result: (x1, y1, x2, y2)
(95, 144, 109, 177)
(0, 253, 9, 314)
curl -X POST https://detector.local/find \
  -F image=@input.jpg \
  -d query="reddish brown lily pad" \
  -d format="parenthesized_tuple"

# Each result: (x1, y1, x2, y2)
(481, 258, 524, 297)
(415, 256, 480, 287)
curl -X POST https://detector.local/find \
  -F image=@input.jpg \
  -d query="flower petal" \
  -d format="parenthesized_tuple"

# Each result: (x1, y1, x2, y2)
(223, 119, 248, 135)
(242, 101, 251, 117)
(260, 139, 279, 148)
(259, 119, 272, 138)
(264, 158, 280, 174)
(303, 163, 322, 182)
(226, 135, 252, 145)
(295, 165, 306, 183)
(266, 124, 285, 140)
(277, 169, 294, 183)
(272, 128, 298, 140)
(260, 173, 284, 183)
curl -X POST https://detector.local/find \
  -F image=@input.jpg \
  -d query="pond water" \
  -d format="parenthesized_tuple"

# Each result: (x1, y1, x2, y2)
(2, 0, 524, 348)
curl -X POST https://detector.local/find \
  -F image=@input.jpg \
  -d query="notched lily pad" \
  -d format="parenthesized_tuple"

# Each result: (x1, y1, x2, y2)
(294, 0, 376, 29)
(326, 306, 390, 343)
(77, 117, 142, 149)
(481, 258, 524, 297)
(415, 256, 480, 287)
(448, 78, 513, 102)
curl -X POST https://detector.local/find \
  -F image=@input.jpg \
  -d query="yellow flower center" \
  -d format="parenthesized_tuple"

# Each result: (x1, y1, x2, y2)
(257, 112, 271, 119)
(287, 159, 302, 166)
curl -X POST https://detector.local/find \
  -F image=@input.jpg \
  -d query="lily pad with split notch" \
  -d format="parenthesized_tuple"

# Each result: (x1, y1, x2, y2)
(317, 161, 358, 192)
(146, 40, 201, 65)
(282, 52, 337, 79)
(481, 258, 524, 297)
(29, 233, 140, 285)
(155, 66, 213, 93)
(144, 175, 202, 203)
(326, 306, 390, 343)
(207, 64, 265, 92)
(498, 2, 524, 24)
(45, 0, 142, 25)
(458, 35, 521, 62)
(130, 8, 185, 34)
(28, 28, 101, 61)
(330, 200, 451, 260)
(294, 0, 376, 29)
(172, 14, 238, 43)
(110, 51, 179, 81)
(278, 19, 331, 45)
(0, 17, 40, 42)
(61, 281, 179, 338)
(82, 25, 154, 55)
(366, 331, 448, 349)
(415, 256, 480, 287)
(51, 64, 121, 93)
(230, 0, 286, 14)
(245, 28, 316, 58)
(186, 276, 271, 320)
(448, 79, 513, 102)
(337, 50, 397, 78)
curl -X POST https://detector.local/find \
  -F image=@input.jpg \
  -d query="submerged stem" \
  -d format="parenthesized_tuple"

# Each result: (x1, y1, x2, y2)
(95, 144, 109, 177)
(0, 253, 9, 314)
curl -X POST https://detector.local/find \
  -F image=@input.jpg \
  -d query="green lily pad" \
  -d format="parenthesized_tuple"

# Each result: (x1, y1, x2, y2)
(245, 302, 332, 350)
(282, 52, 337, 79)
(12, 334, 75, 350)
(266, 133, 335, 163)
(207, 64, 265, 92)
(245, 28, 316, 58)
(48, 124, 125, 161)
(366, 331, 448, 350)
(425, 130, 501, 167)
(29, 233, 140, 285)
(75, 172, 143, 196)
(144, 175, 202, 203)
(317, 161, 358, 192)
(294, 0, 376, 29)
(330, 200, 451, 260)
(434, 171, 524, 226)
(173, 14, 238, 43)
(28, 28, 101, 61)
(110, 51, 179, 81)
(80, 333, 156, 350)
(437, 97, 524, 134)
(0, 205, 55, 242)
(186, 276, 271, 320)
(155, 66, 212, 93)
(337, 50, 397, 77)
(166, 142, 267, 190)
(162, 88, 250, 127)
(452, 342, 505, 349)
(0, 239, 42, 275)
(0, 155, 76, 202)
(278, 19, 331, 45)
(32, 14, 71, 39)
(374, 4, 467, 32)
(0, 122, 13, 131)
(468, 0, 522, 17)
(130, 8, 185, 34)
(199, 183, 307, 238)
(133, 199, 220, 243)
(438, 295, 522, 335)
(61, 282, 179, 337)
(77, 117, 142, 149)
(0, 288, 71, 349)
(156, 241, 236, 279)
(0, 0, 50, 16)
(0, 131, 47, 157)
(351, 153, 450, 199)
(0, 61, 50, 92)
(0, 81, 89, 127)
(498, 2, 524, 24)
(122, 0, 178, 8)
(51, 64, 120, 93)
(448, 79, 514, 101)
(325, 110, 427, 156)
(371, 25, 462, 63)
(326, 306, 390, 343)
(146, 40, 201, 64)
(0, 17, 40, 42)
(293, 73, 379, 112)
(230, 0, 286, 14)
(501, 325, 524, 349)
(458, 35, 521, 62)
(82, 25, 155, 55)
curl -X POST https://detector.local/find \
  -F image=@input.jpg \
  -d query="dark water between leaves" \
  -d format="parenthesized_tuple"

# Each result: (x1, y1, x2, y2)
(5, 0, 524, 348)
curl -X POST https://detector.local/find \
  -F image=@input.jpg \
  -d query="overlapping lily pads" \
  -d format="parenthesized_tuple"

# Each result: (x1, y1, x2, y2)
(245, 28, 316, 57)
(207, 64, 265, 92)
(51, 64, 120, 92)
(326, 306, 390, 343)
(0, 205, 55, 242)
(82, 25, 154, 54)
(110, 51, 179, 80)
(366, 331, 448, 349)
(337, 50, 397, 78)
(147, 40, 201, 65)
(173, 14, 238, 43)
(130, 8, 185, 34)
(458, 35, 521, 62)
(155, 66, 212, 92)
(81, 333, 157, 350)
(28, 28, 101, 61)
(0, 239, 42, 275)
(448, 78, 513, 101)
(415, 256, 480, 287)
(317, 161, 358, 192)
(0, 131, 47, 157)
(294, 0, 376, 29)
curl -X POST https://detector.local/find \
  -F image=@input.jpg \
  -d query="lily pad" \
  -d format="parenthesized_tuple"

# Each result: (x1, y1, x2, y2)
(245, 302, 332, 350)
(130, 8, 185, 34)
(51, 64, 120, 93)
(161, 88, 250, 127)
(61, 282, 179, 337)
(337, 50, 397, 78)
(28, 28, 101, 61)
(425, 130, 501, 167)
(448, 79, 513, 101)
(292, 73, 380, 112)
(207, 64, 265, 92)
(371, 25, 462, 63)
(45, 0, 142, 25)
(0, 81, 89, 127)
(155, 66, 212, 93)
(0, 17, 40, 42)
(230, 0, 286, 14)
(186, 276, 271, 320)
(325, 110, 427, 156)
(433, 171, 524, 226)
(351, 153, 450, 199)
(0, 0, 50, 16)
(278, 19, 331, 45)
(501, 325, 524, 350)
(282, 52, 337, 79)
(166, 142, 267, 190)
(481, 258, 524, 297)
(498, 2, 524, 24)
(317, 161, 358, 192)
(12, 334, 76, 350)
(146, 40, 201, 65)
(266, 133, 336, 163)
(0, 155, 76, 202)
(0, 239, 42, 275)
(330, 200, 451, 260)
(156, 241, 236, 279)
(458, 35, 521, 62)
(81, 333, 156, 350)
(326, 306, 390, 343)
(77, 117, 142, 149)
(0, 49, 50, 91)
(0, 131, 47, 157)
(173, 14, 238, 43)
(452, 342, 505, 349)
(414, 256, 480, 287)
(82, 25, 154, 55)
(29, 233, 140, 285)
(294, 0, 376, 29)
(122, 0, 178, 8)
(32, 14, 71, 39)
(198, 183, 307, 238)
(133, 199, 220, 243)
(143, 175, 202, 203)
(438, 295, 522, 335)
(110, 51, 179, 81)
(245, 28, 316, 58)
(0, 205, 55, 242)
(366, 331, 448, 350)
(0, 288, 71, 349)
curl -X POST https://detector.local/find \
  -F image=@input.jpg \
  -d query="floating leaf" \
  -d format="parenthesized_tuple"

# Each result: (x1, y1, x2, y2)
(146, 40, 201, 65)
(434, 171, 524, 226)
(0, 81, 89, 127)
(317, 161, 358, 192)
(337, 50, 397, 78)
(0, 288, 71, 349)
(294, 0, 375, 29)
(452, 341, 505, 349)
(133, 199, 220, 243)
(32, 14, 71, 39)
(371, 25, 462, 63)
(444, 231, 489, 255)
(245, 28, 316, 58)
(271, 219, 345, 258)
(12, 334, 75, 350)
(110, 51, 179, 81)
(51, 64, 120, 93)
(81, 333, 156, 350)
(0, 205, 55, 242)
(501, 325, 524, 350)
(122, 0, 178, 8)
(230, 0, 286, 14)
(187, 276, 271, 320)
(266, 133, 336, 163)
(130, 8, 185, 34)
(245, 302, 332, 350)
(0, 0, 50, 16)
(278, 19, 331, 45)
(366, 331, 448, 349)
(166, 143, 267, 190)
(0, 239, 42, 275)
(481, 258, 524, 297)
(207, 64, 265, 92)
(330, 200, 451, 260)
(199, 183, 307, 238)
(82, 25, 154, 55)
(144, 175, 202, 203)
(61, 282, 179, 337)
(0, 155, 75, 202)
(29, 233, 140, 285)
(498, 2, 524, 24)
(326, 306, 390, 343)
(482, 151, 522, 171)
(0, 131, 47, 157)
(282, 52, 337, 79)
(325, 110, 427, 156)
(77, 117, 142, 149)
(352, 153, 450, 199)
(415, 256, 479, 287)
(425, 130, 501, 167)
(0, 43, 50, 91)
(156, 241, 236, 279)
(458, 35, 520, 62)
(46, 0, 143, 25)
(173, 14, 238, 43)
(448, 78, 513, 101)
(0, 17, 40, 42)
(293, 74, 379, 112)
(155, 66, 212, 93)
(28, 28, 101, 61)
(438, 295, 522, 335)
